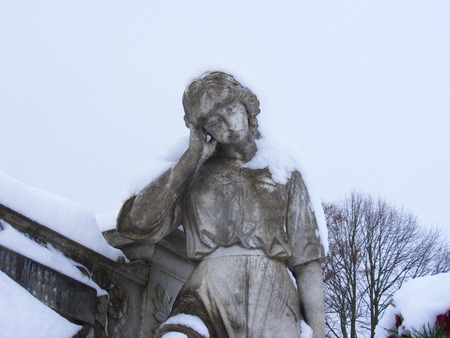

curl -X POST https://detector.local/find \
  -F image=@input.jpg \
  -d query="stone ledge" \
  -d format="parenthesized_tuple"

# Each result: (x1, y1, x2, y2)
(0, 203, 148, 286)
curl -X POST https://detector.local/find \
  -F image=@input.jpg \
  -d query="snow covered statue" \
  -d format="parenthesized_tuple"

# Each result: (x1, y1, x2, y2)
(117, 71, 326, 337)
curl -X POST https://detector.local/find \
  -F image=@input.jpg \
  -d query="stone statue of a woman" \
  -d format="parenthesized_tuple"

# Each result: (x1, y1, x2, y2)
(117, 71, 326, 337)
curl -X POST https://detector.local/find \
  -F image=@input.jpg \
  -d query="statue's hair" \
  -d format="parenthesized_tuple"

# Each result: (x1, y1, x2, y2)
(183, 71, 261, 139)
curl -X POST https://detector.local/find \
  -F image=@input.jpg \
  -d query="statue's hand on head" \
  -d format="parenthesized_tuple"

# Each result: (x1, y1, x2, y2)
(187, 124, 218, 166)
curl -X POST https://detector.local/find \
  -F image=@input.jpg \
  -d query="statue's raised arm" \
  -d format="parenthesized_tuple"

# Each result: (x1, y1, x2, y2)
(117, 127, 217, 242)
(116, 71, 326, 337)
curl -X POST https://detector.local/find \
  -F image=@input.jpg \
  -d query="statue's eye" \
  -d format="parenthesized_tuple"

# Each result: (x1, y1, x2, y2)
(205, 117, 219, 129)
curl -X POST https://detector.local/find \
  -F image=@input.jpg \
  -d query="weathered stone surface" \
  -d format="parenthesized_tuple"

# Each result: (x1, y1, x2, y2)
(0, 203, 150, 338)
(116, 71, 326, 337)
(103, 228, 195, 335)
(0, 244, 97, 324)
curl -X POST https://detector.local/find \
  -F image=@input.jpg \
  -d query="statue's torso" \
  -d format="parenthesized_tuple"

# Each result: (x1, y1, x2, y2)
(183, 157, 295, 261)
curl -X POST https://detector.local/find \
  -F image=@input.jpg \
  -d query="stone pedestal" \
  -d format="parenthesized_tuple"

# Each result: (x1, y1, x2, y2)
(103, 228, 196, 335)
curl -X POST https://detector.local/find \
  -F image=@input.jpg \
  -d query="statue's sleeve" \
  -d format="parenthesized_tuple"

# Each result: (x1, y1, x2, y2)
(116, 192, 183, 243)
(286, 171, 325, 268)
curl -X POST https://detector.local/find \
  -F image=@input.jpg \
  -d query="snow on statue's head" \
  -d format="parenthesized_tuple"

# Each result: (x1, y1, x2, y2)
(182, 71, 261, 139)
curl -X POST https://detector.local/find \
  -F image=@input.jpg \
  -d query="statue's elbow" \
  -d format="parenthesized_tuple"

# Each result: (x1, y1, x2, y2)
(115, 196, 169, 241)
(116, 212, 136, 238)
(116, 213, 151, 241)
(115, 195, 145, 238)
(116, 214, 131, 235)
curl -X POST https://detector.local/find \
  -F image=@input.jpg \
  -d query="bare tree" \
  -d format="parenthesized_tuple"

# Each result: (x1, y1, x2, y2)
(323, 194, 366, 338)
(323, 192, 450, 338)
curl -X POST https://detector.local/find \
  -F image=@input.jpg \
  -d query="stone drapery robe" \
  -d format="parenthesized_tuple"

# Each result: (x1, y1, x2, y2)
(119, 156, 325, 337)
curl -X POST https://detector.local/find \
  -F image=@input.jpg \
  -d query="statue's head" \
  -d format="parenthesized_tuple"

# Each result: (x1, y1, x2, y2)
(183, 71, 261, 139)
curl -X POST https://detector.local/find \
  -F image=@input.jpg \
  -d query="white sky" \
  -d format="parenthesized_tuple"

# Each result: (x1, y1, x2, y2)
(1, 1, 449, 237)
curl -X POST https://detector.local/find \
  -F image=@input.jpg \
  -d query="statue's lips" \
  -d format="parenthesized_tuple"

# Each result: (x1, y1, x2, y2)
(226, 130, 245, 142)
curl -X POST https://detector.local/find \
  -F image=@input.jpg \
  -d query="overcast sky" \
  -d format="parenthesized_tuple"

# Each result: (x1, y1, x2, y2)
(1, 1, 449, 237)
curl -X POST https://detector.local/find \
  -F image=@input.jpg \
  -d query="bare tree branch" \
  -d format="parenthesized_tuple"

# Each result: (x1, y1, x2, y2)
(323, 192, 450, 337)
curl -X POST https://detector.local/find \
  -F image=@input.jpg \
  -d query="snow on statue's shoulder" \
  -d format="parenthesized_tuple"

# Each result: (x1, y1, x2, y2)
(242, 130, 329, 254)
(243, 131, 302, 184)
(0, 171, 123, 261)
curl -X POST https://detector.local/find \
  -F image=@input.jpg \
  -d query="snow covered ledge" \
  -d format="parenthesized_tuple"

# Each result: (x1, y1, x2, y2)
(0, 171, 123, 260)
(0, 171, 150, 337)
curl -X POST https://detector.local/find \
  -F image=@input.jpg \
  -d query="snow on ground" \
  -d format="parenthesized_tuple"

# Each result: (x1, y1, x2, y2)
(375, 272, 450, 337)
(0, 270, 81, 338)
(0, 171, 123, 261)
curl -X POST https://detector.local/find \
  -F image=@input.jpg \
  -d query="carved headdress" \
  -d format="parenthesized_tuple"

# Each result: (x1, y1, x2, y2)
(183, 71, 261, 138)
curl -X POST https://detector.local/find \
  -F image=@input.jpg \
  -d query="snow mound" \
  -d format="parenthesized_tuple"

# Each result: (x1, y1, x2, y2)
(0, 270, 82, 338)
(376, 273, 450, 337)
(300, 320, 314, 338)
(161, 314, 209, 337)
(0, 171, 123, 261)
(0, 220, 107, 295)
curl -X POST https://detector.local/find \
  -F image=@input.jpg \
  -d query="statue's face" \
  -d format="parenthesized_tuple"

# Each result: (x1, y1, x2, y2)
(203, 101, 250, 145)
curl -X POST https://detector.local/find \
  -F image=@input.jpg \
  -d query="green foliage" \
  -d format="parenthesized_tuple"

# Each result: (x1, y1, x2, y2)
(410, 323, 446, 338)
(387, 322, 447, 338)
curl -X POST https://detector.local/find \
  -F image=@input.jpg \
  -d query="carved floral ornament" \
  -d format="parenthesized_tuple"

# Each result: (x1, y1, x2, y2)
(152, 284, 174, 328)
(92, 269, 128, 319)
